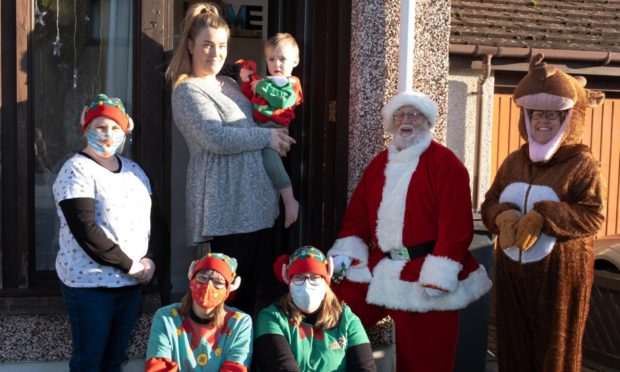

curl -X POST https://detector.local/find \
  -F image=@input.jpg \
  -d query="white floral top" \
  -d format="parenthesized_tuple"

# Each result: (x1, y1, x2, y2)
(53, 153, 151, 287)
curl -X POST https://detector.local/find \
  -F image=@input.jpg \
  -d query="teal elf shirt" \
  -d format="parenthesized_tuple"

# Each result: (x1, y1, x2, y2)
(146, 303, 252, 371)
(255, 303, 370, 372)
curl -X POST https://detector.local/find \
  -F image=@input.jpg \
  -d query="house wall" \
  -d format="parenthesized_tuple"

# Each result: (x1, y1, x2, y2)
(447, 57, 495, 208)
(347, 0, 452, 195)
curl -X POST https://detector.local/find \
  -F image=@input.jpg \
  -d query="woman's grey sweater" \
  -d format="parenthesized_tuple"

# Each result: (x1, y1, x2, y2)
(172, 77, 279, 244)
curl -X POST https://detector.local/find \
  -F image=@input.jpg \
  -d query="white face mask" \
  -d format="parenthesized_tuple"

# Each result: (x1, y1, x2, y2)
(289, 279, 327, 314)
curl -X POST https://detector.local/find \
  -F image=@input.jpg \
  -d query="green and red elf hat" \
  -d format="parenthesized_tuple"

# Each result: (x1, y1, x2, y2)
(80, 93, 134, 133)
(274, 246, 334, 285)
(188, 252, 241, 291)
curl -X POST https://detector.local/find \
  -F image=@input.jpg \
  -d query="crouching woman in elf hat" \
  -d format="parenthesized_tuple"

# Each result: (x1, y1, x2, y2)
(146, 253, 252, 372)
(254, 246, 376, 372)
(53, 93, 156, 371)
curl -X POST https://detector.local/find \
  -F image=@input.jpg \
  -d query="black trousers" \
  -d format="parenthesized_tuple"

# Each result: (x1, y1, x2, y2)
(210, 228, 274, 315)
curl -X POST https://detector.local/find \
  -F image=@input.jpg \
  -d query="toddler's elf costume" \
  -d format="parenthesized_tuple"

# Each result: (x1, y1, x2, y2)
(236, 59, 303, 190)
(146, 253, 252, 372)
(480, 54, 606, 372)
(236, 59, 303, 128)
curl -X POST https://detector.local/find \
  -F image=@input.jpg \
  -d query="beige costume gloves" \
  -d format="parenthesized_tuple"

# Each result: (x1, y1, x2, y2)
(495, 209, 520, 249)
(515, 210, 544, 251)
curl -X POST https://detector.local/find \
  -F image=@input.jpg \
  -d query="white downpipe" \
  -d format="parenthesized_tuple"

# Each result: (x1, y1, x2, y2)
(398, 0, 416, 93)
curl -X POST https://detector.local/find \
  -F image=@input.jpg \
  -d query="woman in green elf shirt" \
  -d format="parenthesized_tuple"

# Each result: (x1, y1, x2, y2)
(254, 246, 376, 371)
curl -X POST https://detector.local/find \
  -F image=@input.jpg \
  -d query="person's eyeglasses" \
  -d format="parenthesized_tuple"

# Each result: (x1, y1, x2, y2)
(393, 111, 423, 121)
(291, 274, 323, 286)
(195, 272, 227, 289)
(531, 110, 563, 121)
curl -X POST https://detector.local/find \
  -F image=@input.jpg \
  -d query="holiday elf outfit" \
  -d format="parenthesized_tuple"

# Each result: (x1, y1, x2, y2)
(328, 91, 492, 372)
(146, 303, 252, 372)
(146, 253, 252, 372)
(254, 246, 376, 372)
(238, 59, 303, 190)
(255, 304, 369, 372)
(480, 54, 606, 372)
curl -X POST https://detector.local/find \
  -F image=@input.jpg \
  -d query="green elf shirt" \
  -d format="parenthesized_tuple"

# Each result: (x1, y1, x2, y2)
(146, 303, 252, 371)
(255, 303, 369, 371)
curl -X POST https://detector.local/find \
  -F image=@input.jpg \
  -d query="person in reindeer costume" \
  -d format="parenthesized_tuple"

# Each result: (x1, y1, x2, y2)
(328, 90, 493, 371)
(480, 54, 606, 372)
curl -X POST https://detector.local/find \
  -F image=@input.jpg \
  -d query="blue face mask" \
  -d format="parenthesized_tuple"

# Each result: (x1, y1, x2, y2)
(87, 126, 125, 156)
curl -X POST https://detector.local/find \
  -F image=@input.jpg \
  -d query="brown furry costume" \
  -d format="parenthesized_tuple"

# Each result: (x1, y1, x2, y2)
(480, 54, 606, 372)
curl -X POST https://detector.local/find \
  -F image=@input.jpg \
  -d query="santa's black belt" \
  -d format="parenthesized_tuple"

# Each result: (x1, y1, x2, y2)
(384, 241, 435, 260)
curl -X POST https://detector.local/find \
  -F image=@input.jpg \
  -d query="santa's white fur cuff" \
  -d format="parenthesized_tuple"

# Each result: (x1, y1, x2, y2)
(419, 255, 463, 292)
(328, 236, 369, 265)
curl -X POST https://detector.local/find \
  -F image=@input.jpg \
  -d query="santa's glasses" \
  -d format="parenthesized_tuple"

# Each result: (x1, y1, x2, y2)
(393, 111, 424, 122)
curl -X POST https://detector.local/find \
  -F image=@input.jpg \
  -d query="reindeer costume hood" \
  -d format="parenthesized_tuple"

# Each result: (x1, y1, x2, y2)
(513, 54, 604, 162)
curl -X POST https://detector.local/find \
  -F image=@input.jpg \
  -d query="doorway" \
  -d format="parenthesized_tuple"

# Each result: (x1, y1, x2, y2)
(167, 0, 352, 298)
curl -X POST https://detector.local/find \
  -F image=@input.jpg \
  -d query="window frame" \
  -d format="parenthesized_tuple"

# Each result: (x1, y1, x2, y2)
(0, 0, 172, 299)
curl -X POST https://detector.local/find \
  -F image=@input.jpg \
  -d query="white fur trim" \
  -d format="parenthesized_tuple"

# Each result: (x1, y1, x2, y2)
(418, 255, 463, 292)
(375, 134, 432, 253)
(346, 266, 373, 283)
(328, 236, 369, 265)
(366, 258, 492, 312)
(382, 91, 438, 134)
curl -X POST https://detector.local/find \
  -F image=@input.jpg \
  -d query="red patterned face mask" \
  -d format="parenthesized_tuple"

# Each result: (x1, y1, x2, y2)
(190, 279, 229, 309)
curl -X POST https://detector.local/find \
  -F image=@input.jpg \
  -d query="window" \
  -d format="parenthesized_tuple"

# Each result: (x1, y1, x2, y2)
(33, 0, 134, 271)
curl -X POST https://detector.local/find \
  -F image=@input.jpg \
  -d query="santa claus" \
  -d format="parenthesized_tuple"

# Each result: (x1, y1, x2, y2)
(328, 91, 492, 371)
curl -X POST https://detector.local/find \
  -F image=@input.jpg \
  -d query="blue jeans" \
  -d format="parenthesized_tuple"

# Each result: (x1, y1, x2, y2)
(60, 282, 142, 372)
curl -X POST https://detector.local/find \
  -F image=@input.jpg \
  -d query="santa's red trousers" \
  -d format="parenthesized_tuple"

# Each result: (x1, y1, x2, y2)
(333, 280, 458, 372)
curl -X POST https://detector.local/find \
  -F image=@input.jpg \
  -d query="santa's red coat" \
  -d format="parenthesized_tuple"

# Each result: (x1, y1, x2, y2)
(329, 136, 491, 312)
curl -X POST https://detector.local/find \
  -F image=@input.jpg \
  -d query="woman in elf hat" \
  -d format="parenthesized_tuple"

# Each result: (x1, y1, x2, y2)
(254, 246, 376, 371)
(52, 93, 156, 371)
(146, 252, 252, 371)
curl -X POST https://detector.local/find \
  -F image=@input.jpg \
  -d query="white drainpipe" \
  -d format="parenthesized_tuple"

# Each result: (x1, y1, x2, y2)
(398, 0, 416, 93)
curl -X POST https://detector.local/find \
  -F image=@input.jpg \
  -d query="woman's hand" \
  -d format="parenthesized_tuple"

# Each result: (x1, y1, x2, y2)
(139, 258, 156, 284)
(128, 258, 156, 284)
(270, 128, 296, 156)
(128, 260, 145, 276)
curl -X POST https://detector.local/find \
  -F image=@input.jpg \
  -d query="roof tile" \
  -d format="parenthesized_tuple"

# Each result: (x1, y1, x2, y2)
(451, 0, 620, 52)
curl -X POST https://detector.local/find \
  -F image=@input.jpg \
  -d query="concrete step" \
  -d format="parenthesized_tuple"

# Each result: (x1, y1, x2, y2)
(0, 358, 144, 372)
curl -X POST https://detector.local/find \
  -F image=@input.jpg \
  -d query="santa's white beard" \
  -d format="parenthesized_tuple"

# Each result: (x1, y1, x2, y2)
(392, 126, 431, 150)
